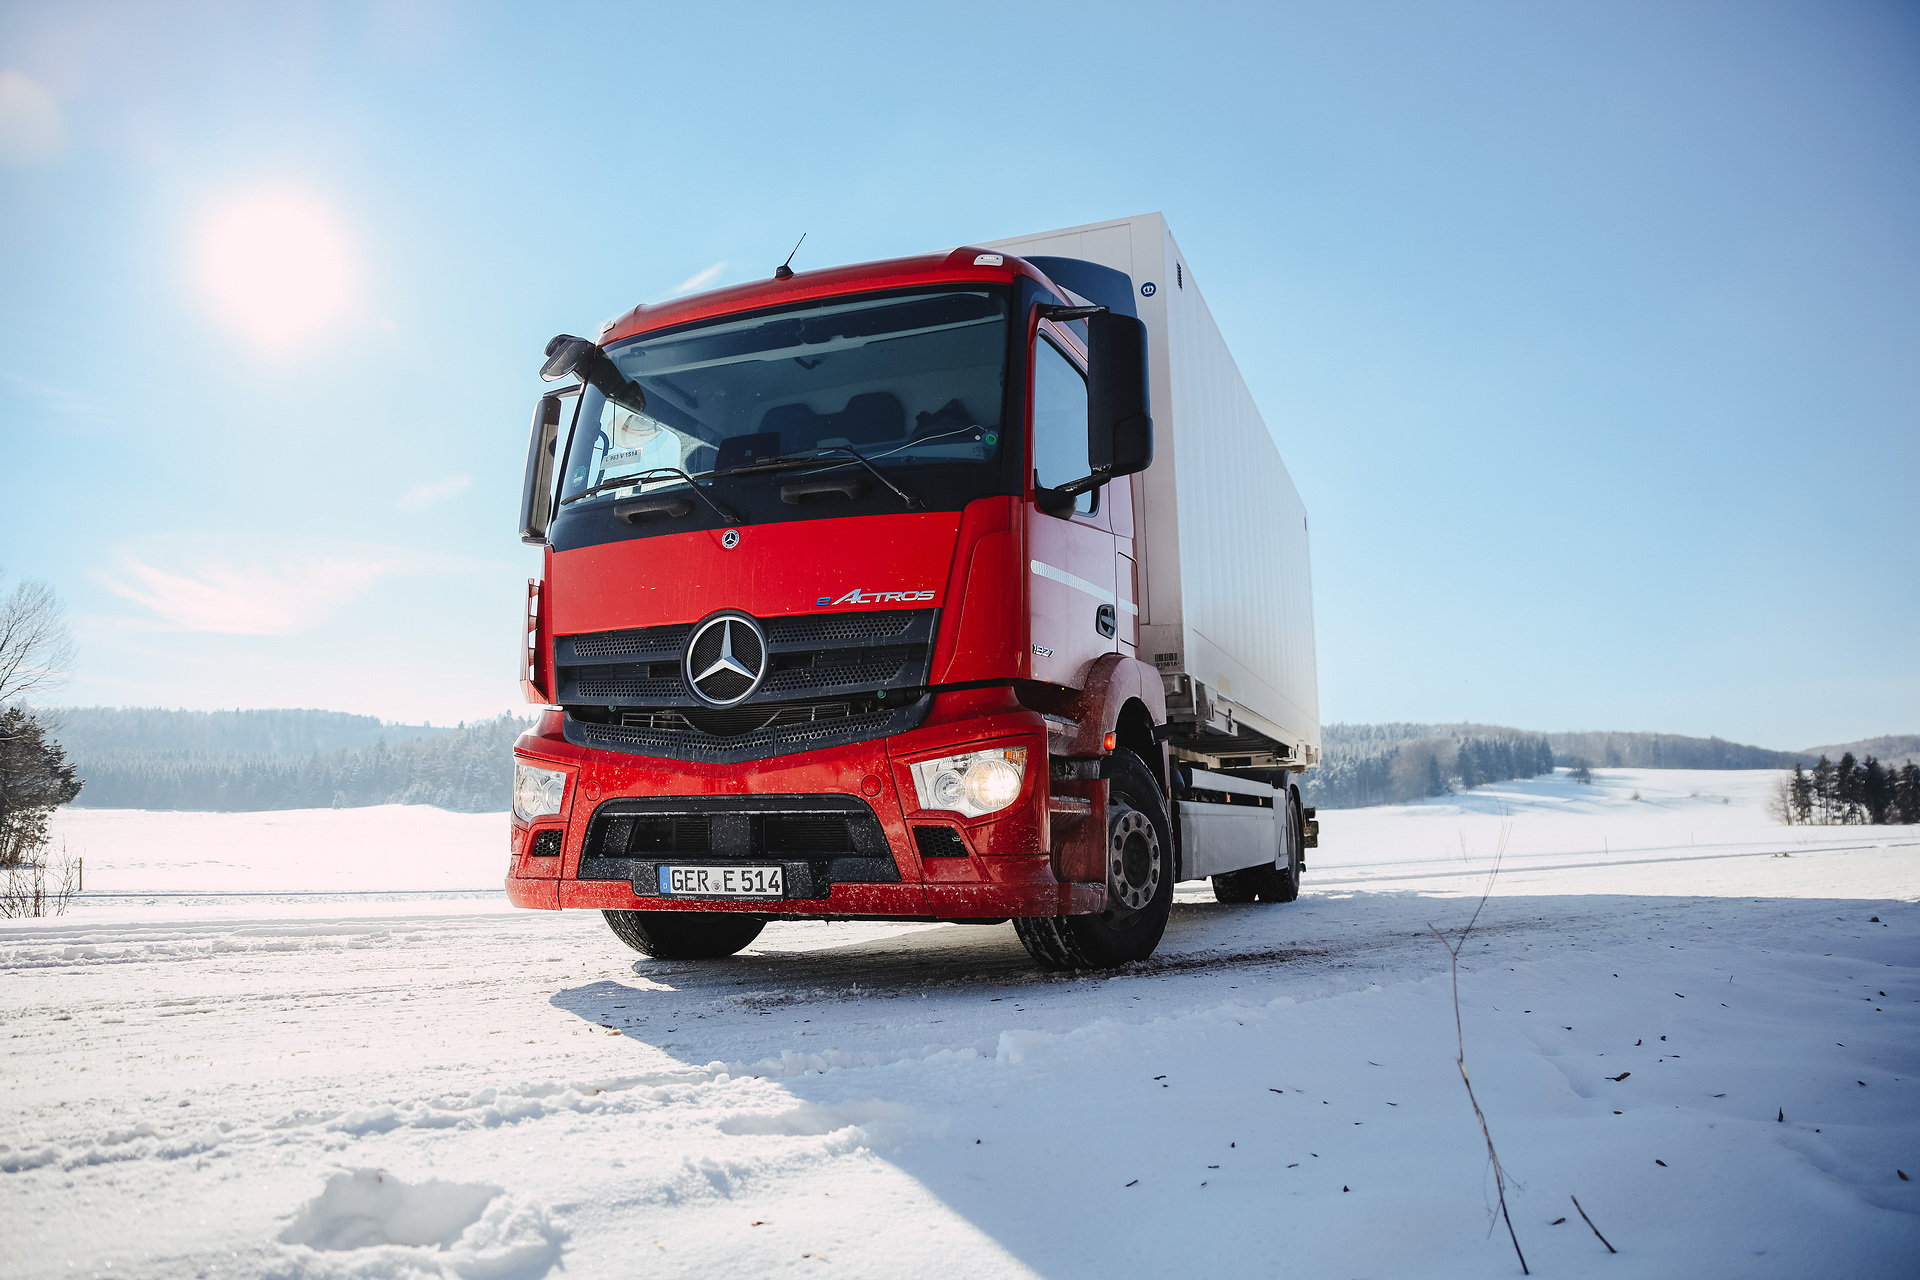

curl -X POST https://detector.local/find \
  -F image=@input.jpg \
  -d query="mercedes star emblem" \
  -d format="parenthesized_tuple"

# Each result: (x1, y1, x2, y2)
(683, 612, 768, 706)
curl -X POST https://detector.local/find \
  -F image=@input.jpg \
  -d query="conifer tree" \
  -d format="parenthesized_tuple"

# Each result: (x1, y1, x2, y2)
(1458, 740, 1482, 789)
(1862, 757, 1891, 825)
(0, 708, 84, 867)
(1789, 763, 1814, 824)
(1897, 762, 1920, 825)
(1811, 755, 1836, 824)
(1836, 752, 1864, 824)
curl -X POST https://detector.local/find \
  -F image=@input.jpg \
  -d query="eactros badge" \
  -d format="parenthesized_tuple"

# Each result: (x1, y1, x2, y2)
(815, 587, 936, 606)
(684, 612, 767, 706)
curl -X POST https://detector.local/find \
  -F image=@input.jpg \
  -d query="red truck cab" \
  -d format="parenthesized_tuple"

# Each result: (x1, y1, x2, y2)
(508, 245, 1220, 969)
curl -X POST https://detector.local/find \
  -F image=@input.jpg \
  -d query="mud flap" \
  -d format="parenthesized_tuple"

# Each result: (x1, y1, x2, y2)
(1048, 777, 1109, 888)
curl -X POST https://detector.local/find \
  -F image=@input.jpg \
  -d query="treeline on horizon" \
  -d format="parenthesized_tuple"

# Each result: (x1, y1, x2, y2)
(1777, 754, 1920, 826)
(1297, 722, 1917, 811)
(1301, 730, 1556, 810)
(40, 706, 1919, 816)
(43, 706, 446, 758)
(64, 714, 526, 813)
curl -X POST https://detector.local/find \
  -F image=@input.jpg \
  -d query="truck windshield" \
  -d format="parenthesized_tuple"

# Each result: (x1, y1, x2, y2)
(558, 288, 1009, 508)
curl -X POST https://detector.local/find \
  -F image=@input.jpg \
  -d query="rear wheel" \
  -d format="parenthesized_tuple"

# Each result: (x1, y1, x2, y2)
(1015, 751, 1174, 970)
(1210, 868, 1258, 903)
(1209, 788, 1301, 904)
(602, 910, 765, 959)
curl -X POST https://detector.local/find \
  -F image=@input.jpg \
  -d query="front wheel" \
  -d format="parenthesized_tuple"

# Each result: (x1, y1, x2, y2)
(1015, 750, 1175, 970)
(602, 910, 765, 959)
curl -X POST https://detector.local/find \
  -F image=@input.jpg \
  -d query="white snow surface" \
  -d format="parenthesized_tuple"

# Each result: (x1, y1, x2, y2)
(6, 768, 1916, 1278)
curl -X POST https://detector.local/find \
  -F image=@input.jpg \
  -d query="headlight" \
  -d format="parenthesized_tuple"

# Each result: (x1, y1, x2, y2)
(513, 762, 568, 821)
(908, 747, 1028, 819)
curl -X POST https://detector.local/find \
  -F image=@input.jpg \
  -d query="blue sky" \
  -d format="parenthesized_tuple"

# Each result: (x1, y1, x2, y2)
(1, 0, 1914, 748)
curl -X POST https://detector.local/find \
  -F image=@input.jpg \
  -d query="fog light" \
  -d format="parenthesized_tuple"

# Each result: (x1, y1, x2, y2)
(909, 747, 1028, 819)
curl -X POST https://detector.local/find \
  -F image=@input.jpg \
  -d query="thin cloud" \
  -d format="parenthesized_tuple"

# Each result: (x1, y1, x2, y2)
(671, 261, 726, 295)
(93, 538, 490, 636)
(400, 474, 471, 512)
(0, 70, 65, 166)
(0, 369, 111, 426)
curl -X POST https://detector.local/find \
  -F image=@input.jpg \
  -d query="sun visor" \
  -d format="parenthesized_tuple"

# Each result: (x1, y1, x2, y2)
(1025, 256, 1138, 319)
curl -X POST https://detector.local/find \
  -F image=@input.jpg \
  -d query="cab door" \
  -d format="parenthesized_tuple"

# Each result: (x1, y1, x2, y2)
(1026, 320, 1119, 687)
(1109, 473, 1139, 658)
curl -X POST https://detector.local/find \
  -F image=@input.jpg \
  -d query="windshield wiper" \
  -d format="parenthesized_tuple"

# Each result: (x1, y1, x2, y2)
(716, 447, 924, 510)
(561, 468, 741, 524)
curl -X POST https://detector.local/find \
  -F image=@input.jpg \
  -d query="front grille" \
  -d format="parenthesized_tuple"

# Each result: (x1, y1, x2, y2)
(556, 609, 937, 764)
(617, 699, 858, 737)
(764, 613, 919, 644)
(575, 705, 905, 762)
(600, 814, 711, 856)
(762, 814, 852, 854)
(578, 794, 902, 899)
(568, 627, 689, 659)
(529, 829, 564, 857)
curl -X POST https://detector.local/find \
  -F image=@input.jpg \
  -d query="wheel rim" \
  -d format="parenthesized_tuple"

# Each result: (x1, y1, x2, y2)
(1106, 804, 1161, 915)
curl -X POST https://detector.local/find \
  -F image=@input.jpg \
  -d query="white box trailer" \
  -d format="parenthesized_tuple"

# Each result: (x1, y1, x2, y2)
(988, 213, 1321, 772)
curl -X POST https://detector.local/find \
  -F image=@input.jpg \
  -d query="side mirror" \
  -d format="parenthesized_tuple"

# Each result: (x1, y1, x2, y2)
(1087, 311, 1151, 479)
(519, 393, 565, 545)
(540, 335, 597, 383)
(540, 333, 648, 414)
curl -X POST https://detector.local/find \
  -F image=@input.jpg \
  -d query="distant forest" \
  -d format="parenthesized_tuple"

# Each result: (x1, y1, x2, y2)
(1778, 755, 1920, 826)
(35, 705, 1918, 816)
(1296, 723, 1917, 811)
(1548, 730, 1797, 770)
(58, 712, 524, 813)
(44, 706, 447, 757)
(1301, 725, 1555, 810)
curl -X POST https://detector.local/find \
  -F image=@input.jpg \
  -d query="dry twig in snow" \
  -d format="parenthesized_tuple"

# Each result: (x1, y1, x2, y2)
(1429, 817, 1528, 1275)
(1571, 1194, 1617, 1253)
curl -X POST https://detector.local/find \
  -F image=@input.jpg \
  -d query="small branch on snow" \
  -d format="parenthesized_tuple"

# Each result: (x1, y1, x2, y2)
(1428, 816, 1528, 1276)
(1571, 1194, 1617, 1253)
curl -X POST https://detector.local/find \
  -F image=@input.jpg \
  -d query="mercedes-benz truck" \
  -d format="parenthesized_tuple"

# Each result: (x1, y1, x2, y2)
(509, 213, 1319, 970)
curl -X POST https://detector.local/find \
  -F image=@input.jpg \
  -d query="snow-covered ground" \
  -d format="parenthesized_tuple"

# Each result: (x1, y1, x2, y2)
(4, 769, 1916, 1278)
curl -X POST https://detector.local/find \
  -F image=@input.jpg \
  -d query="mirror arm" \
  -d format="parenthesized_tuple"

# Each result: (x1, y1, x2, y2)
(1037, 303, 1108, 321)
(1052, 468, 1110, 499)
(1034, 466, 1111, 519)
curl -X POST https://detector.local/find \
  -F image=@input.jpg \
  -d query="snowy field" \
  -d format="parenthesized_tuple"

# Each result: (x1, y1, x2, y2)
(4, 768, 1916, 1279)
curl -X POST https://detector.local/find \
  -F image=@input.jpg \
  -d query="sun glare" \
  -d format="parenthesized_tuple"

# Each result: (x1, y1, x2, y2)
(197, 189, 356, 349)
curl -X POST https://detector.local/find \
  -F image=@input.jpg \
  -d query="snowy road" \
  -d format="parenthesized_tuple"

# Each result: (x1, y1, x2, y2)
(5, 770, 1917, 1278)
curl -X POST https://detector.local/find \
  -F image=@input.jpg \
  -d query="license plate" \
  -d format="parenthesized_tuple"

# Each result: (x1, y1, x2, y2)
(656, 864, 784, 899)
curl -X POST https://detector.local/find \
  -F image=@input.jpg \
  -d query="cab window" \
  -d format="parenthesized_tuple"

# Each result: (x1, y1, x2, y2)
(1031, 334, 1095, 515)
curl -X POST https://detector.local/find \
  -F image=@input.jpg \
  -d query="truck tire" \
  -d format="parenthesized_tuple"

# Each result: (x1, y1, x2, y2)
(1210, 868, 1258, 903)
(1014, 750, 1174, 970)
(1259, 795, 1303, 903)
(601, 910, 765, 959)
(1209, 790, 1301, 904)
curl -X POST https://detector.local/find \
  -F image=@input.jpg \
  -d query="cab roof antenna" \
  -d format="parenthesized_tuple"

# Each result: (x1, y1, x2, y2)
(774, 233, 806, 280)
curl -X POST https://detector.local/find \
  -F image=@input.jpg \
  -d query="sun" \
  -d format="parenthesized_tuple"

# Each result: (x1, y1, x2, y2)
(197, 188, 357, 349)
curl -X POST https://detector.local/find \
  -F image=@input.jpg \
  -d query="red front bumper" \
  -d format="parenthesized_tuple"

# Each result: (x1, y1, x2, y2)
(507, 692, 1102, 920)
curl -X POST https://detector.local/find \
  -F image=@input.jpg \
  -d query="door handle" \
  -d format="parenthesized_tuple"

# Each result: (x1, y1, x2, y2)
(1095, 603, 1117, 638)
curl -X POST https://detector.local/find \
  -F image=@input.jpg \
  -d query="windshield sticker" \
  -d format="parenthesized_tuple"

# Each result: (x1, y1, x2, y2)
(815, 588, 936, 607)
